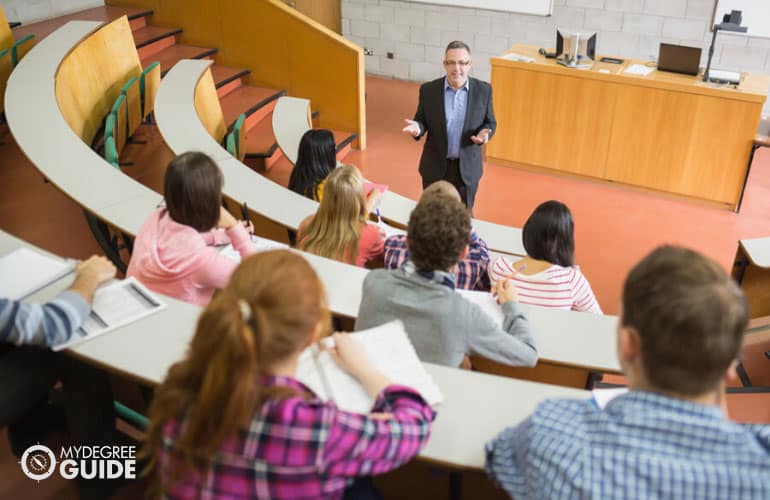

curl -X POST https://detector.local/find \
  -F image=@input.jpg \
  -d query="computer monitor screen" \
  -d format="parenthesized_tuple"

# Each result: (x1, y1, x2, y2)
(657, 43, 701, 76)
(556, 30, 596, 68)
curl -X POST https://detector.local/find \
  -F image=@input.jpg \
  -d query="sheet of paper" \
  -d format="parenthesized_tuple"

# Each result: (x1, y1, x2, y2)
(0, 247, 75, 299)
(377, 221, 406, 239)
(295, 320, 444, 414)
(53, 277, 166, 351)
(592, 387, 628, 409)
(364, 181, 389, 195)
(219, 236, 289, 263)
(457, 289, 504, 324)
(501, 52, 535, 63)
(624, 64, 654, 76)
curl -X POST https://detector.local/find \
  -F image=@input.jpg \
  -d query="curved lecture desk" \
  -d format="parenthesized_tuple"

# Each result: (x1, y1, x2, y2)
(1, 228, 586, 471)
(733, 237, 770, 319)
(155, 59, 526, 256)
(490, 44, 770, 211)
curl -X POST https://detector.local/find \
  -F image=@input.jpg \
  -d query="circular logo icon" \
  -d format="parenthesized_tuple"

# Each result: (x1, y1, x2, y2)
(20, 444, 57, 481)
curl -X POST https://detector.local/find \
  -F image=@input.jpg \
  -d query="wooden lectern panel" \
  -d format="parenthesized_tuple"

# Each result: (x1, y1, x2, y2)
(490, 66, 616, 178)
(606, 84, 759, 204)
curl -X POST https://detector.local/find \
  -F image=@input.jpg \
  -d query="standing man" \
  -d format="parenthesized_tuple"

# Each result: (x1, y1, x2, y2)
(402, 40, 496, 211)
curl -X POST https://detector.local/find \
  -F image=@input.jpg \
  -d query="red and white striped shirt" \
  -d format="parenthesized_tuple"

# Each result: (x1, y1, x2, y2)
(488, 256, 602, 314)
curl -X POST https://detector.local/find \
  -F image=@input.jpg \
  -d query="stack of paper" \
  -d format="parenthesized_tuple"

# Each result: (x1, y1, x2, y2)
(624, 64, 654, 76)
(53, 277, 166, 351)
(0, 247, 75, 299)
(295, 320, 444, 414)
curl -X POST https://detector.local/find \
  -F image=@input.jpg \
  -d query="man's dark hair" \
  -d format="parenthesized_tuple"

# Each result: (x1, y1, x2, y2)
(445, 40, 471, 55)
(622, 245, 748, 396)
(522, 200, 575, 267)
(407, 193, 470, 272)
(164, 151, 223, 232)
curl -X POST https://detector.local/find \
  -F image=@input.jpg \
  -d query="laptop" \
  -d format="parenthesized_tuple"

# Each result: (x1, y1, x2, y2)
(657, 43, 702, 76)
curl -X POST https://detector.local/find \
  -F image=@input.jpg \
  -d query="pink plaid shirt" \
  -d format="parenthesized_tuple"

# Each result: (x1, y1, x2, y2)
(158, 375, 435, 499)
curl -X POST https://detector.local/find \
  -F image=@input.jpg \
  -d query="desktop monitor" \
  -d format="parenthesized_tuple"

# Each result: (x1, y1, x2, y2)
(657, 43, 701, 76)
(556, 30, 596, 68)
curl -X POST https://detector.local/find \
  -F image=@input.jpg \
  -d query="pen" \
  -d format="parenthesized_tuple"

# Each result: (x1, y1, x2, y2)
(312, 343, 335, 403)
(241, 202, 249, 222)
(376, 208, 382, 223)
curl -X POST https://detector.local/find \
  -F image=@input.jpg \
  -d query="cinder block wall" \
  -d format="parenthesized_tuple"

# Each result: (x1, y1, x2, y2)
(343, 0, 770, 113)
(0, 0, 103, 24)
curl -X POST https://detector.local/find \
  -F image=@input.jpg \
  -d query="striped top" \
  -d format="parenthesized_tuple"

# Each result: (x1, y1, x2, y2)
(0, 291, 90, 347)
(488, 256, 601, 313)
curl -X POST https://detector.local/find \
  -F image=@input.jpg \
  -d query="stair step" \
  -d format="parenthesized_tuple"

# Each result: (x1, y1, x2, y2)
(211, 65, 251, 98)
(140, 44, 217, 77)
(220, 85, 284, 130)
(132, 25, 181, 48)
(244, 110, 280, 158)
(332, 130, 358, 159)
(12, 6, 153, 41)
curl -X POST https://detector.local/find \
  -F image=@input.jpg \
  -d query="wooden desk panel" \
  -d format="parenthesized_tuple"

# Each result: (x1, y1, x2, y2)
(606, 85, 758, 204)
(490, 65, 616, 178)
(490, 45, 770, 209)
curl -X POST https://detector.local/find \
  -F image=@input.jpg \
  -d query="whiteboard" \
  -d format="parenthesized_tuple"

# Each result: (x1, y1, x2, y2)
(410, 0, 552, 16)
(715, 1, 770, 39)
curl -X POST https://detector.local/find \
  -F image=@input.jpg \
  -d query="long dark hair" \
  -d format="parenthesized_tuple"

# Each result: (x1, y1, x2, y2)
(522, 200, 575, 267)
(288, 129, 336, 200)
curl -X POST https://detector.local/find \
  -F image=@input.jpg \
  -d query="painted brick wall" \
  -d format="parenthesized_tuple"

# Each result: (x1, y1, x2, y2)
(1, 0, 103, 24)
(343, 0, 770, 113)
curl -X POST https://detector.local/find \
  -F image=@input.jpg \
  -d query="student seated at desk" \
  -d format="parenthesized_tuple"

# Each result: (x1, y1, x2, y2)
(488, 200, 601, 313)
(128, 152, 256, 306)
(384, 180, 490, 290)
(356, 192, 537, 368)
(143, 251, 434, 499)
(288, 129, 336, 202)
(1, 256, 121, 500)
(486, 246, 770, 499)
(297, 164, 385, 267)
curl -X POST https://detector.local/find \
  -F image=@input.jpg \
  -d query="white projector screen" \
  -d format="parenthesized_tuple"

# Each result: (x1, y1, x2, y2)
(410, 0, 553, 16)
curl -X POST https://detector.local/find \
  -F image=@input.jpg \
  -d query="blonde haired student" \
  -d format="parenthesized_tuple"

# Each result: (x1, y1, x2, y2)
(143, 251, 434, 499)
(297, 164, 385, 267)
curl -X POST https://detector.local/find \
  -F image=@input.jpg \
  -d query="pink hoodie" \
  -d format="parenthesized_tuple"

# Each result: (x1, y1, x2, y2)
(127, 208, 256, 306)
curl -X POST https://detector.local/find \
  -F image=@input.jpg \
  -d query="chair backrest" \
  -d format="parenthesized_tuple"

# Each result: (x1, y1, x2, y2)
(140, 61, 161, 120)
(111, 94, 127, 153)
(226, 132, 237, 158)
(105, 112, 116, 144)
(233, 113, 246, 161)
(0, 6, 13, 51)
(10, 34, 33, 67)
(0, 49, 10, 114)
(121, 76, 142, 139)
(104, 135, 120, 169)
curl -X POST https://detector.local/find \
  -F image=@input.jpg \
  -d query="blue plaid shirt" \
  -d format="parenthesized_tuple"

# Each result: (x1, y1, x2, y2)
(383, 228, 490, 290)
(486, 391, 770, 499)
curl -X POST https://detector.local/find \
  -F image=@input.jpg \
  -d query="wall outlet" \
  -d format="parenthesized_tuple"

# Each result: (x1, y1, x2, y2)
(387, 52, 394, 59)
(364, 47, 374, 56)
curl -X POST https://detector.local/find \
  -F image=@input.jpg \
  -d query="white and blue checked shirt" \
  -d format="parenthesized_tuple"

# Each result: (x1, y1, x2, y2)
(486, 391, 770, 499)
(444, 77, 468, 159)
(0, 291, 90, 346)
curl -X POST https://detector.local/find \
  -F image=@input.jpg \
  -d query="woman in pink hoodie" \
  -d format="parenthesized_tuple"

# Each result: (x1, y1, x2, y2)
(127, 152, 256, 306)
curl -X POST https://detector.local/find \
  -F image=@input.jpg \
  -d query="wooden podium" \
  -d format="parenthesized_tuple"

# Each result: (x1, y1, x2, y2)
(489, 45, 770, 209)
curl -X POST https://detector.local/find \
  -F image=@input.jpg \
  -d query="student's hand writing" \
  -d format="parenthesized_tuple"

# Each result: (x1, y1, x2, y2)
(217, 206, 238, 230)
(76, 256, 117, 285)
(492, 279, 518, 304)
(365, 187, 383, 214)
(471, 128, 492, 145)
(402, 119, 421, 138)
(242, 220, 255, 235)
(327, 333, 370, 378)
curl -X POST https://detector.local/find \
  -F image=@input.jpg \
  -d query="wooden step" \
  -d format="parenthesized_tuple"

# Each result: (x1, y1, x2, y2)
(210, 65, 251, 98)
(132, 25, 181, 48)
(244, 110, 280, 159)
(133, 25, 182, 60)
(220, 85, 284, 130)
(332, 130, 358, 161)
(12, 6, 153, 41)
(140, 44, 217, 77)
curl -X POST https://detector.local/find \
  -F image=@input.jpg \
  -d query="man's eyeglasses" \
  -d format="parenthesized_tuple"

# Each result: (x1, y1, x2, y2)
(443, 60, 471, 67)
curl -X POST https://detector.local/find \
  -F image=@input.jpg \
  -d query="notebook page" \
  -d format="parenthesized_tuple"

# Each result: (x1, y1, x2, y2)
(457, 289, 504, 324)
(0, 247, 75, 300)
(219, 236, 289, 263)
(296, 320, 444, 414)
(53, 277, 166, 351)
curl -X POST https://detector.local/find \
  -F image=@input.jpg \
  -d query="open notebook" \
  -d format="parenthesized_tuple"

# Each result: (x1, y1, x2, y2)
(457, 289, 505, 324)
(53, 277, 166, 351)
(219, 236, 289, 263)
(295, 320, 444, 414)
(0, 247, 76, 300)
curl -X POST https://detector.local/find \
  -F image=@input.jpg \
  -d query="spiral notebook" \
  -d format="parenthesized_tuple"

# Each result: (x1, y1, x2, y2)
(0, 247, 75, 300)
(295, 320, 444, 414)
